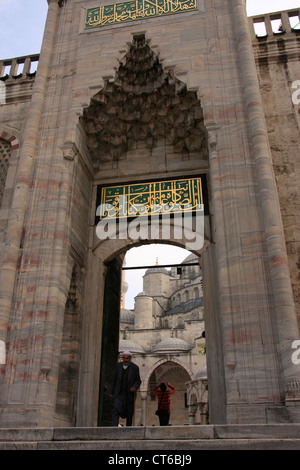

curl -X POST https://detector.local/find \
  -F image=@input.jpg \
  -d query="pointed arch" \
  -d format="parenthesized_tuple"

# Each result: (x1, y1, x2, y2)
(141, 356, 195, 393)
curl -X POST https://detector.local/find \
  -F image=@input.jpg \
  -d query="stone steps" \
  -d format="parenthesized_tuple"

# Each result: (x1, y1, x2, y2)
(0, 424, 300, 450)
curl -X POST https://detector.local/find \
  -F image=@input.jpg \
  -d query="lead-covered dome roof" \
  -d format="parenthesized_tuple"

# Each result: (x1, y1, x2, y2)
(119, 339, 145, 354)
(152, 336, 192, 352)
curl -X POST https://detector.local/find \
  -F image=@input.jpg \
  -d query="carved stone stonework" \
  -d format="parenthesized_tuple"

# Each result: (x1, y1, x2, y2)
(82, 34, 208, 165)
(0, 0, 300, 428)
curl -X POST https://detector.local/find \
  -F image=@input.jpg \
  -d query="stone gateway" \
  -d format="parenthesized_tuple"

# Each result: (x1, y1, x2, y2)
(0, 0, 300, 428)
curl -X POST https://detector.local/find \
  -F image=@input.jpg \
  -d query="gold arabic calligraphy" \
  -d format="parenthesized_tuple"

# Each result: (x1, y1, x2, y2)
(85, 0, 198, 28)
(99, 177, 203, 220)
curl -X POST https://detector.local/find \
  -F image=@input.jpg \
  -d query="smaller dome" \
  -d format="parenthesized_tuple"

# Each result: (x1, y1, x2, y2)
(182, 253, 199, 264)
(135, 291, 145, 297)
(119, 339, 145, 354)
(152, 336, 192, 353)
(195, 366, 207, 380)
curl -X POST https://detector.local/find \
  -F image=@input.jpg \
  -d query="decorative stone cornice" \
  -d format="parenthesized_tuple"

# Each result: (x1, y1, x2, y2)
(47, 0, 65, 6)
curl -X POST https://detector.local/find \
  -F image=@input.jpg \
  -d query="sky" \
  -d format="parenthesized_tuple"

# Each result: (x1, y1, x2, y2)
(1, 0, 299, 307)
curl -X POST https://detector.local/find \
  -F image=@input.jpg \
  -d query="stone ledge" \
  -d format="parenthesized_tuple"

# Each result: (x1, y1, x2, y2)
(214, 423, 300, 440)
(0, 425, 300, 450)
(0, 428, 54, 442)
(144, 425, 214, 440)
(0, 424, 300, 443)
(1, 438, 300, 451)
(53, 426, 145, 441)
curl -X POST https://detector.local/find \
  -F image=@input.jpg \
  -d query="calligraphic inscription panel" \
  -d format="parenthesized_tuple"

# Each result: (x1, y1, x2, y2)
(98, 177, 204, 220)
(85, 0, 198, 29)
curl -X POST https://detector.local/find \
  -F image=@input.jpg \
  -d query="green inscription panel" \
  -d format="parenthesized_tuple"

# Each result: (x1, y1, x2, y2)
(85, 0, 198, 28)
(98, 177, 204, 220)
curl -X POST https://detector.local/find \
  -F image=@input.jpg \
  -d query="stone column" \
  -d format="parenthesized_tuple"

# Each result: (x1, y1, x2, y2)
(280, 11, 292, 34)
(188, 405, 196, 425)
(0, 1, 60, 344)
(232, 1, 300, 409)
(140, 392, 147, 426)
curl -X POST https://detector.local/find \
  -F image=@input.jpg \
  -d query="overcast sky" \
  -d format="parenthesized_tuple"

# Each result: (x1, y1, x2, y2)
(1, 0, 299, 307)
(1, 0, 299, 59)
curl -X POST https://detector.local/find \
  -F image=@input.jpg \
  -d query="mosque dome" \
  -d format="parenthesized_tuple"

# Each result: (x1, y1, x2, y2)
(144, 266, 170, 275)
(135, 291, 146, 297)
(120, 309, 135, 324)
(144, 257, 170, 276)
(119, 339, 146, 354)
(182, 253, 199, 264)
(152, 336, 192, 353)
(195, 365, 207, 379)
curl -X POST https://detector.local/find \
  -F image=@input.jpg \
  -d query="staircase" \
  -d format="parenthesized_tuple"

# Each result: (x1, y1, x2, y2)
(0, 424, 300, 450)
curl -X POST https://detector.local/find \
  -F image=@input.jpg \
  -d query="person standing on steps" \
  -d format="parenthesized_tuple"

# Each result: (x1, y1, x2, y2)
(152, 381, 176, 426)
(109, 351, 141, 426)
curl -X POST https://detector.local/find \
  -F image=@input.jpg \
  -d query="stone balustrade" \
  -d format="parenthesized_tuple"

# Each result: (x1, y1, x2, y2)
(0, 54, 39, 81)
(249, 8, 300, 40)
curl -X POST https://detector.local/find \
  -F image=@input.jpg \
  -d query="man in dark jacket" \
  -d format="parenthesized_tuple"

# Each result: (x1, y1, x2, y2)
(109, 351, 141, 426)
